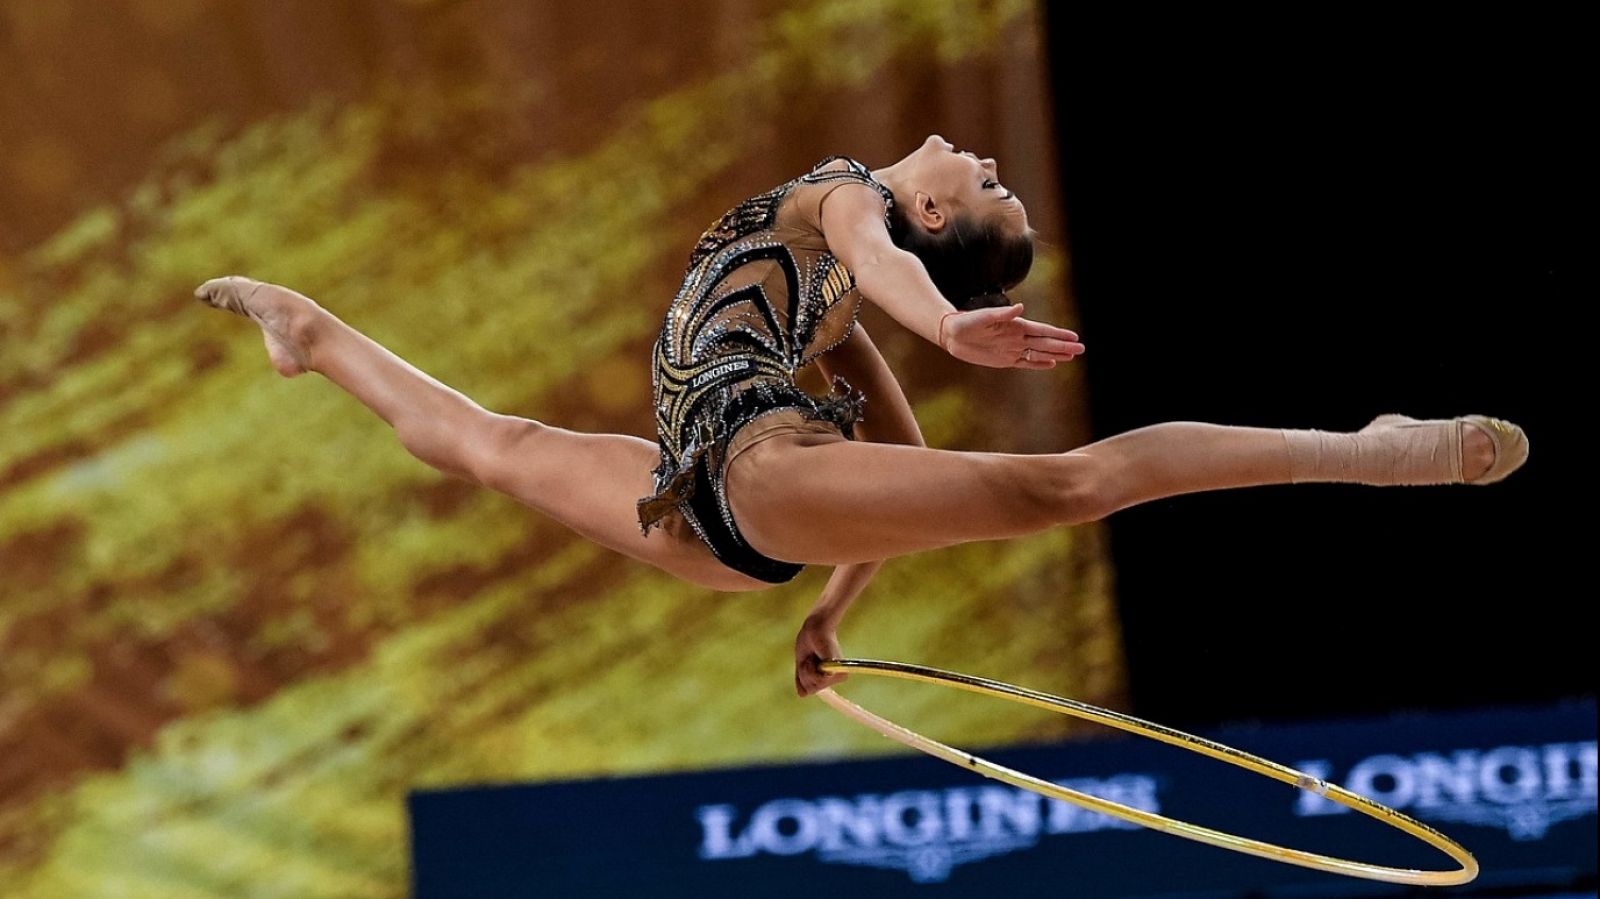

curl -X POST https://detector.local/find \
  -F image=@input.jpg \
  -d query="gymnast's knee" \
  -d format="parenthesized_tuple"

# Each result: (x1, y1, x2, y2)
(462, 413, 552, 490)
(1034, 452, 1119, 527)
(402, 410, 542, 487)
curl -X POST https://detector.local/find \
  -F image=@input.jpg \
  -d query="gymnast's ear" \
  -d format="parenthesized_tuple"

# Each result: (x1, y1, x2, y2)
(912, 190, 947, 234)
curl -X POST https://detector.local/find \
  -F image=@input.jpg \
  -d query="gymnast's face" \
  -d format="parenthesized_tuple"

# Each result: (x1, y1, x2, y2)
(897, 134, 1030, 238)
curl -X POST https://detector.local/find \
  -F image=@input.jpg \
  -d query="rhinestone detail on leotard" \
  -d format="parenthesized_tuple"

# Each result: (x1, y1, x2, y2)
(637, 157, 894, 556)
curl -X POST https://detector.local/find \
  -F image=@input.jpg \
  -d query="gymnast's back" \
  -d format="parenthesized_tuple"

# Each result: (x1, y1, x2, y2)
(658, 156, 894, 387)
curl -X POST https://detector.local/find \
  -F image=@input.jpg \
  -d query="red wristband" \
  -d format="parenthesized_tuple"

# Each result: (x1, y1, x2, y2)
(936, 309, 959, 351)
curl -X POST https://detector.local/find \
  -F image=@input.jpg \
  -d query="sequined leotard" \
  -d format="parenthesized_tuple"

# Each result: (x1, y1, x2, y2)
(637, 157, 896, 584)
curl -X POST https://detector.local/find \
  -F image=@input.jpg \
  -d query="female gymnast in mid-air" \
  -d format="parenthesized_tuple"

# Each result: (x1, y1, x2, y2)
(196, 134, 1528, 699)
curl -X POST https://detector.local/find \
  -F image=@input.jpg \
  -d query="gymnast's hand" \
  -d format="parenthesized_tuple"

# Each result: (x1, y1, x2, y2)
(794, 614, 846, 698)
(941, 303, 1084, 370)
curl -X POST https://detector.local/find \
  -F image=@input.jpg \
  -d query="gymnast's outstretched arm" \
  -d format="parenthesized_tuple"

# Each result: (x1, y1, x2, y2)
(817, 183, 1083, 369)
(793, 323, 926, 697)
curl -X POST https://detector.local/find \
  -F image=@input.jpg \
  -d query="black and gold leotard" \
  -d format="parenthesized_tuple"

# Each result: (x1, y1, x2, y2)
(636, 156, 895, 584)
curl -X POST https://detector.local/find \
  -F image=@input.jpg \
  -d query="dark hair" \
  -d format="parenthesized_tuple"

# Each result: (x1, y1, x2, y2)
(888, 202, 1035, 310)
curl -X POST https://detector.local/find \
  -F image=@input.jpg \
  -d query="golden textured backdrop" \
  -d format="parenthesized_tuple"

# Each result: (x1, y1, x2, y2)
(0, 1, 1123, 895)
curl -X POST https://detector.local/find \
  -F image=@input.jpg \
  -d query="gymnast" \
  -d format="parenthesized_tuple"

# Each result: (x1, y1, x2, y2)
(195, 134, 1527, 700)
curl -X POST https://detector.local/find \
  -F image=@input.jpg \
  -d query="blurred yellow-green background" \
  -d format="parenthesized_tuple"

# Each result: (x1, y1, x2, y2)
(0, 1, 1122, 895)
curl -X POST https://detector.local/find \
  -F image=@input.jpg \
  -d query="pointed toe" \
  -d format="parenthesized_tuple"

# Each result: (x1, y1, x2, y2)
(1462, 416, 1527, 485)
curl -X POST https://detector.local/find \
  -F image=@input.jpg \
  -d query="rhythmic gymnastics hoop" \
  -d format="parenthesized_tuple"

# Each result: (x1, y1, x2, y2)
(815, 658, 1478, 886)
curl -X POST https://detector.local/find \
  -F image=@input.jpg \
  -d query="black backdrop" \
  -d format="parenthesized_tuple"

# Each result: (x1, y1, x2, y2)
(1042, 15, 1585, 728)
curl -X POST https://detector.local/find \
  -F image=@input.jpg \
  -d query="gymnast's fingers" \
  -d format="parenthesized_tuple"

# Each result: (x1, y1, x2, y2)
(1025, 335, 1085, 357)
(797, 655, 822, 697)
(1019, 318, 1078, 342)
(797, 662, 848, 697)
(808, 673, 846, 696)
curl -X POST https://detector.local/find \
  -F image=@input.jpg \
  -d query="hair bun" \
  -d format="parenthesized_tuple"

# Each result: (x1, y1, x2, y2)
(960, 290, 1011, 311)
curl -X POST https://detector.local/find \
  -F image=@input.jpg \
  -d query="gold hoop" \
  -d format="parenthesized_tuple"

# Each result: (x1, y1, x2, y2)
(816, 658, 1478, 886)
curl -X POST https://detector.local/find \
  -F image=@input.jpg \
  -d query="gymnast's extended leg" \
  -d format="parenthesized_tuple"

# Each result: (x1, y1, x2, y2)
(728, 414, 1521, 566)
(194, 276, 769, 593)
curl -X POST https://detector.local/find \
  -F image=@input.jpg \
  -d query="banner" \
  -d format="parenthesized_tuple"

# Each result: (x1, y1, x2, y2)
(410, 700, 1596, 897)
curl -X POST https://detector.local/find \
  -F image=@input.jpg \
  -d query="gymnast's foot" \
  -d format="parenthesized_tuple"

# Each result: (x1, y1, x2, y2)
(194, 276, 322, 378)
(1285, 413, 1529, 486)
(1359, 414, 1528, 485)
